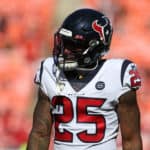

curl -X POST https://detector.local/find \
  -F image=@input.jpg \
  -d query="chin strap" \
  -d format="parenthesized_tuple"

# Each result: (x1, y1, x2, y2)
(76, 59, 99, 71)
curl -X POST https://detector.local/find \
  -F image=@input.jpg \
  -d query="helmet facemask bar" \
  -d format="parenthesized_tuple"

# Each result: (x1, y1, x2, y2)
(53, 32, 79, 71)
(53, 31, 106, 71)
(53, 33, 62, 67)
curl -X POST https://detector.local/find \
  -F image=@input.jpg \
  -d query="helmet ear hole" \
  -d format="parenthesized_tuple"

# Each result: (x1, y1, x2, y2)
(83, 57, 91, 64)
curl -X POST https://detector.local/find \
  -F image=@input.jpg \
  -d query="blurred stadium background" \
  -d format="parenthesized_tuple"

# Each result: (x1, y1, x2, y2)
(0, 0, 150, 149)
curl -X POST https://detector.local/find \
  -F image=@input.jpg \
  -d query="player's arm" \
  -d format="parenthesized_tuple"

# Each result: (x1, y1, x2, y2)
(117, 90, 143, 150)
(27, 88, 53, 150)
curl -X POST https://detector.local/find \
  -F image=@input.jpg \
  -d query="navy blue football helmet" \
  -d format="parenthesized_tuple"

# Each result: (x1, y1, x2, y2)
(53, 8, 113, 71)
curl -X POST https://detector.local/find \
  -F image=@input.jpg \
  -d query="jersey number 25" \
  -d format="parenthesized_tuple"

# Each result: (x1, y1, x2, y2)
(52, 96, 106, 143)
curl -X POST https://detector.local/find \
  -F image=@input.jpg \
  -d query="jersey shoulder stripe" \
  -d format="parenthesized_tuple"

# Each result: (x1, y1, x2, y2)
(34, 60, 45, 85)
(120, 59, 133, 86)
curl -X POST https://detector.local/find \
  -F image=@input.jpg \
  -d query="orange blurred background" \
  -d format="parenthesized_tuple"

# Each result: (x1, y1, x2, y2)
(0, 0, 150, 149)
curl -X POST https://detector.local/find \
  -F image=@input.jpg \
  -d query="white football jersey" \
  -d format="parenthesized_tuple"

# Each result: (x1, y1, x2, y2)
(34, 57, 141, 150)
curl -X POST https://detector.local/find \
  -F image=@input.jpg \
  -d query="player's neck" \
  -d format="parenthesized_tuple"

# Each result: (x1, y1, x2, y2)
(64, 59, 106, 80)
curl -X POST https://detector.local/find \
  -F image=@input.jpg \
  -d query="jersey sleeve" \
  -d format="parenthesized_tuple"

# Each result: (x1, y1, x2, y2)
(34, 60, 50, 96)
(121, 60, 141, 91)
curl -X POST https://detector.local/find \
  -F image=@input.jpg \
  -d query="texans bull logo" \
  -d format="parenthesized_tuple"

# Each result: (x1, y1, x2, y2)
(92, 18, 109, 44)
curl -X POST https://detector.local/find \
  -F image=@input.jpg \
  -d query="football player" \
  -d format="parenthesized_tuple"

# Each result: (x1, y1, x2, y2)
(27, 8, 143, 150)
